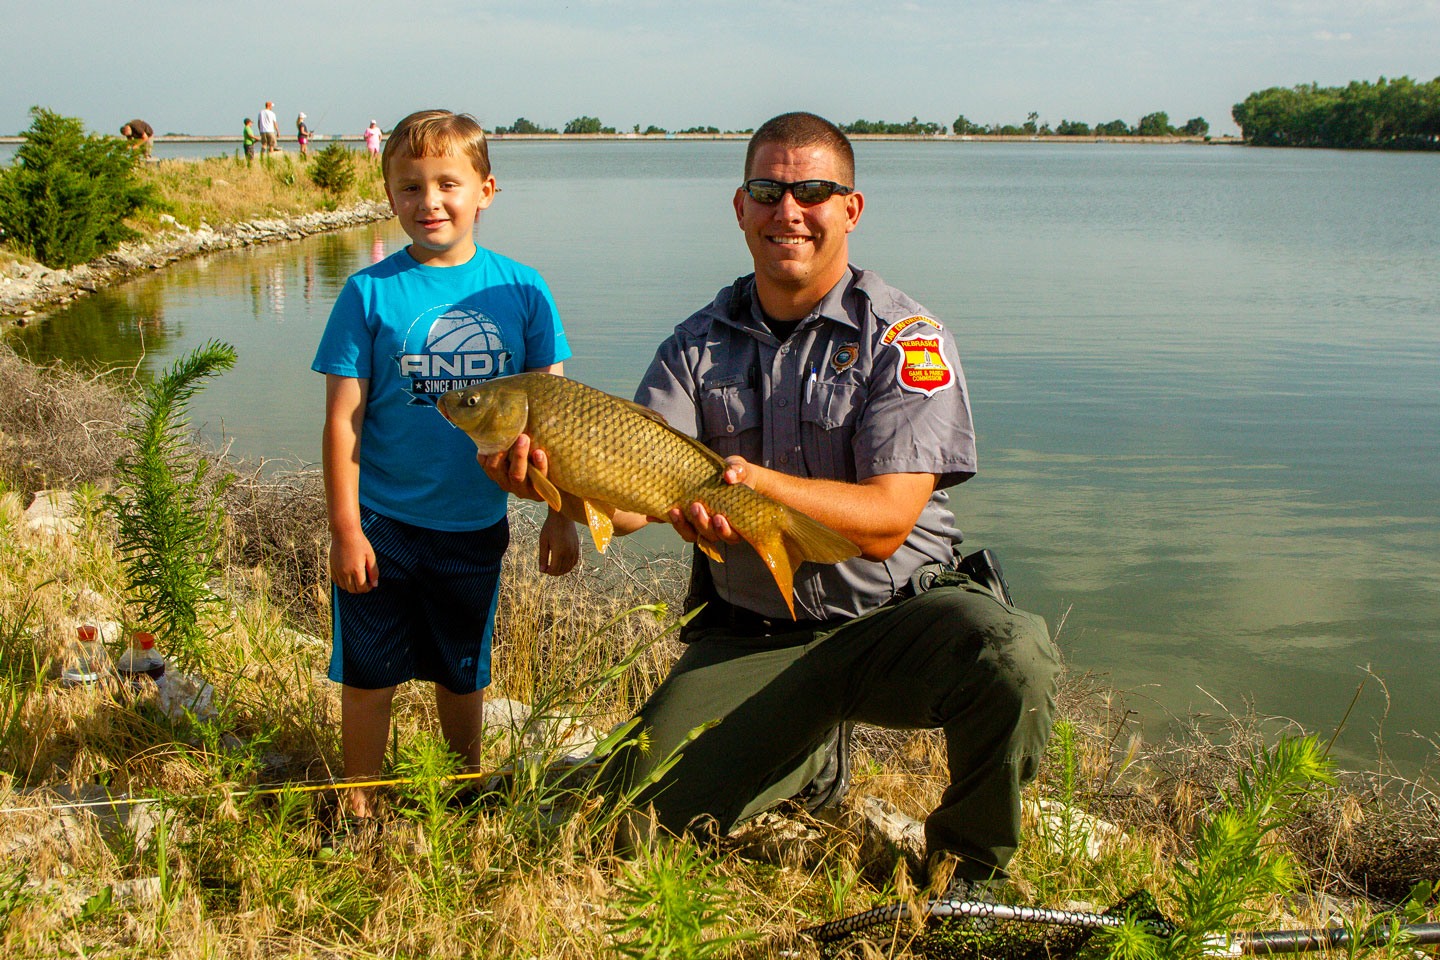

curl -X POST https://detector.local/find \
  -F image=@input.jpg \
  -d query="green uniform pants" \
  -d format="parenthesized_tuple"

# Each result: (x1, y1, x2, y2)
(615, 577, 1059, 881)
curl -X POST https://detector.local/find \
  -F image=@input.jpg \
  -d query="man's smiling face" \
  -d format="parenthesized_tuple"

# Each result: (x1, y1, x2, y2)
(733, 142, 863, 309)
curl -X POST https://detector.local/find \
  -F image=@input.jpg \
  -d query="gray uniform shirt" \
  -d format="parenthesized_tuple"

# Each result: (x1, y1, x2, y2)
(635, 267, 978, 621)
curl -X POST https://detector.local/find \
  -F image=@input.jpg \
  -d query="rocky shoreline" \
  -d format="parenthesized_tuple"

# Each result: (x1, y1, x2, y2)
(0, 200, 393, 328)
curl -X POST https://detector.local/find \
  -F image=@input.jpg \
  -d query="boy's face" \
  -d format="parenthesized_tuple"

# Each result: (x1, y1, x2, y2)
(384, 150, 496, 267)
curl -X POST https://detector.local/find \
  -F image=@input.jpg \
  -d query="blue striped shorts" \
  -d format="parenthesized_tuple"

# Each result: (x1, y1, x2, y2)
(329, 505, 509, 693)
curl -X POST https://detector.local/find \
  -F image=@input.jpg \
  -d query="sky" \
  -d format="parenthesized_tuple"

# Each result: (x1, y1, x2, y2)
(3, 0, 1437, 138)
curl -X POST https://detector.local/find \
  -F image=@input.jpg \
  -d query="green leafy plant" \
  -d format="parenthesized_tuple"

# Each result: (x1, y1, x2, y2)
(1105, 736, 1334, 960)
(0, 867, 31, 938)
(309, 144, 356, 197)
(109, 341, 237, 672)
(606, 839, 754, 959)
(0, 106, 157, 268)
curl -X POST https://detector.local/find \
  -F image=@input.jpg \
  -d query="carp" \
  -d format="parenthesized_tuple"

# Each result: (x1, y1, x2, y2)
(438, 372, 859, 618)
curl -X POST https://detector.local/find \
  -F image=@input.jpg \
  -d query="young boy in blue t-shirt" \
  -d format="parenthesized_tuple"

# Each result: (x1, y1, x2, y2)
(312, 109, 577, 822)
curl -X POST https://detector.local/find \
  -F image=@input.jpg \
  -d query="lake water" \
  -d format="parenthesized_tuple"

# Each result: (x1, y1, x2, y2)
(11, 141, 1440, 772)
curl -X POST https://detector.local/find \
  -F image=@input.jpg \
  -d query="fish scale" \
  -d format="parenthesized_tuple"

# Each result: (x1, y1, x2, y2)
(438, 372, 858, 618)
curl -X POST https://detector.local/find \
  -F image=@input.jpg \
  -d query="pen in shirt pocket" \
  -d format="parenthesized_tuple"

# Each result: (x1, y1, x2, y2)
(805, 363, 817, 404)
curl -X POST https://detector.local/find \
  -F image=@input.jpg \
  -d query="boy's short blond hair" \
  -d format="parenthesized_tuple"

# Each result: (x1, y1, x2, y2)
(381, 110, 492, 180)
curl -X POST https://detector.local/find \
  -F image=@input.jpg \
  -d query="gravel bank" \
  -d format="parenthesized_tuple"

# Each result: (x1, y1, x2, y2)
(0, 200, 393, 328)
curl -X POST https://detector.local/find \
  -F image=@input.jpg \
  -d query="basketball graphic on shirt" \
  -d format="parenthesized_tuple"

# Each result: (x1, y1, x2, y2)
(426, 307, 507, 354)
(397, 305, 512, 404)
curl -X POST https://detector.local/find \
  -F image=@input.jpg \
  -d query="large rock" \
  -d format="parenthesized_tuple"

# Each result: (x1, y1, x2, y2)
(22, 489, 80, 537)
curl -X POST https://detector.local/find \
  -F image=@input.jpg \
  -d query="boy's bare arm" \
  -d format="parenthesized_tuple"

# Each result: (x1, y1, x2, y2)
(323, 374, 379, 593)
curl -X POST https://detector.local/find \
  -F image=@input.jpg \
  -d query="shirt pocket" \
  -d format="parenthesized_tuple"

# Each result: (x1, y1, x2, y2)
(800, 379, 863, 479)
(699, 377, 762, 455)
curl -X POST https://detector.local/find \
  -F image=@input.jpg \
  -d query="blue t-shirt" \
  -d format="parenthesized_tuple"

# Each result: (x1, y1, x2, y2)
(312, 246, 571, 531)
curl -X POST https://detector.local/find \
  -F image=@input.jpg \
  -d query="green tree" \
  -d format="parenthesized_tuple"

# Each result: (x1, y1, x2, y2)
(1136, 111, 1173, 136)
(1055, 119, 1091, 136)
(308, 144, 356, 196)
(1181, 116, 1210, 137)
(1095, 118, 1131, 136)
(0, 106, 157, 269)
(642, 124, 666, 135)
(1232, 76, 1440, 148)
(500, 117, 552, 134)
(563, 116, 603, 134)
(952, 115, 983, 135)
(1023, 111, 1039, 134)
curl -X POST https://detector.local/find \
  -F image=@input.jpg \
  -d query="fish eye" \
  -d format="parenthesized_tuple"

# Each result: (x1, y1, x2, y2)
(465, 395, 478, 407)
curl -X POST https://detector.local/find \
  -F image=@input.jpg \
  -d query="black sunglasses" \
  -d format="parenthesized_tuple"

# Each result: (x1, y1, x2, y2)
(742, 178, 853, 205)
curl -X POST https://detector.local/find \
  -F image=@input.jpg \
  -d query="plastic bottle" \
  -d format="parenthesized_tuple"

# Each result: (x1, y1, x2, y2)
(117, 631, 166, 686)
(61, 624, 109, 687)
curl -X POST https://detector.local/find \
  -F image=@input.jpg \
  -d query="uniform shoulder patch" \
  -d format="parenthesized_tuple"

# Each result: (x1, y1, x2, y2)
(880, 315, 943, 346)
(890, 332, 953, 396)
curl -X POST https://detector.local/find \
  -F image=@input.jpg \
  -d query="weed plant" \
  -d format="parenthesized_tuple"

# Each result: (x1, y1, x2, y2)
(109, 341, 236, 671)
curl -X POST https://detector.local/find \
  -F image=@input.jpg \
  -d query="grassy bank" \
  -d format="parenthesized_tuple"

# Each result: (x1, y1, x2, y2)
(1, 343, 1436, 958)
(130, 151, 388, 233)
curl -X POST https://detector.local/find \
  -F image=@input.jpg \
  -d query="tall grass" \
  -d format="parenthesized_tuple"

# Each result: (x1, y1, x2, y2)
(130, 150, 386, 232)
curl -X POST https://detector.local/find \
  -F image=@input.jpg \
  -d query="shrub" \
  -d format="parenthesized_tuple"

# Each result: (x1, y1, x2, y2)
(0, 106, 157, 268)
(308, 144, 356, 196)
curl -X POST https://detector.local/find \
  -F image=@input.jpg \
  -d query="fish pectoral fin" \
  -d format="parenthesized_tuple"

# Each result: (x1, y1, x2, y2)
(582, 498, 615, 554)
(781, 507, 861, 565)
(695, 539, 725, 564)
(739, 529, 798, 620)
(529, 470, 564, 512)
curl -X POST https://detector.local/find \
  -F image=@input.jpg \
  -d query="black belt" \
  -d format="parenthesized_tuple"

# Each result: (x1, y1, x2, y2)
(684, 595, 849, 639)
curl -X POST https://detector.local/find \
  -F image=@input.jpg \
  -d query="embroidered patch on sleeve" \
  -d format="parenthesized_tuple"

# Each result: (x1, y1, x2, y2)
(891, 332, 953, 395)
(880, 315, 943, 346)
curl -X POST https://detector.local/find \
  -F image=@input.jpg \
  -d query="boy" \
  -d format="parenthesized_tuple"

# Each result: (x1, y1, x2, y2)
(312, 109, 577, 824)
(242, 117, 258, 163)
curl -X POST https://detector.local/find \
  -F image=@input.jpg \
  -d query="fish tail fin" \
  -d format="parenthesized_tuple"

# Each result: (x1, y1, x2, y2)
(741, 527, 799, 620)
(738, 507, 859, 621)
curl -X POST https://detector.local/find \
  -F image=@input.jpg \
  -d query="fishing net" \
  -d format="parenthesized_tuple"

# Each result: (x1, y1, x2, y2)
(808, 890, 1172, 960)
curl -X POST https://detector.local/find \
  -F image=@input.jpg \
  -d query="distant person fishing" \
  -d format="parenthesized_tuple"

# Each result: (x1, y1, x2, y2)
(257, 101, 279, 153)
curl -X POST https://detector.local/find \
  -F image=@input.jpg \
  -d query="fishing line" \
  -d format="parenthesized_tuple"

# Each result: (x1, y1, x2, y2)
(0, 761, 596, 818)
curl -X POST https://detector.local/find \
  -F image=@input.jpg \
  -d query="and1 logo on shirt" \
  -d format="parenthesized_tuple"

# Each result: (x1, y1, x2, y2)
(395, 304, 513, 405)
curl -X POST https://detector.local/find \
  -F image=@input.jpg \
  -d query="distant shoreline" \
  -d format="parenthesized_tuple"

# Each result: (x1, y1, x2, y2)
(0, 133, 1238, 145)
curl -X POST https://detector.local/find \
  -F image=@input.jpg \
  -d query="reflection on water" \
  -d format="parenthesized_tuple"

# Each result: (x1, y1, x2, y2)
(8, 142, 1440, 773)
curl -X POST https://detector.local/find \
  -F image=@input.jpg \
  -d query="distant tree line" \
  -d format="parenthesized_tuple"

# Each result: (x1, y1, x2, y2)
(491, 117, 741, 136)
(1232, 76, 1440, 149)
(954, 110, 1208, 138)
(488, 112, 1214, 139)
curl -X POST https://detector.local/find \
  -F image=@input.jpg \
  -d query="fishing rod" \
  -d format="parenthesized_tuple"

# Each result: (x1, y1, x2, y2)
(802, 894, 1440, 956)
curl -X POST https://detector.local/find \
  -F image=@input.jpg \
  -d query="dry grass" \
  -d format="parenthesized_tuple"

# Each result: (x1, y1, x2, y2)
(132, 152, 387, 232)
(1, 341, 1437, 957)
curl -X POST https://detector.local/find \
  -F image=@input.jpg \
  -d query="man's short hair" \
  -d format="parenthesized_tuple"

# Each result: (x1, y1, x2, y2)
(744, 112, 855, 185)
(382, 109, 492, 181)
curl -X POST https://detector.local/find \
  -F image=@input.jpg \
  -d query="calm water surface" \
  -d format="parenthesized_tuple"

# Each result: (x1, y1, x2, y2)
(12, 142, 1440, 771)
